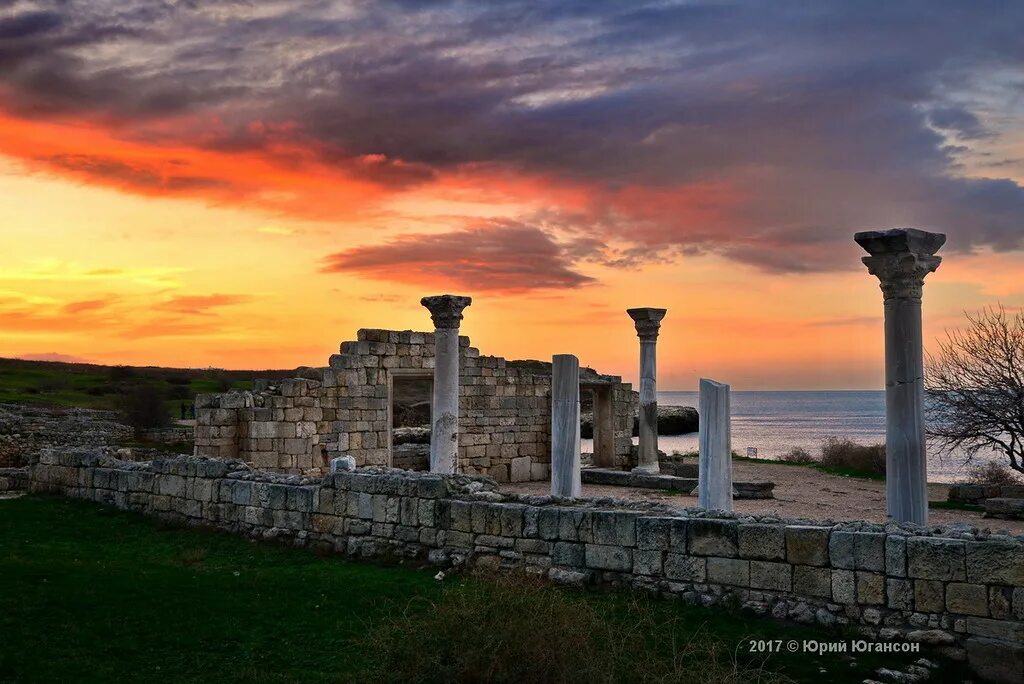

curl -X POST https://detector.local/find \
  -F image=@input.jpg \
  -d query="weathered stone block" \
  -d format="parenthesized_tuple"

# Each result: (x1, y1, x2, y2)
(665, 554, 706, 582)
(592, 511, 636, 547)
(831, 569, 855, 603)
(887, 578, 913, 610)
(785, 526, 829, 566)
(636, 517, 673, 550)
(585, 544, 632, 572)
(633, 550, 664, 576)
(965, 541, 1024, 585)
(829, 531, 885, 571)
(907, 538, 966, 581)
(946, 583, 989, 617)
(965, 637, 1024, 684)
(687, 519, 738, 557)
(749, 561, 791, 591)
(707, 557, 750, 587)
(964, 616, 1024, 642)
(914, 579, 945, 613)
(737, 523, 785, 560)
(793, 565, 831, 598)
(856, 571, 885, 605)
(885, 535, 907, 577)
(559, 509, 593, 543)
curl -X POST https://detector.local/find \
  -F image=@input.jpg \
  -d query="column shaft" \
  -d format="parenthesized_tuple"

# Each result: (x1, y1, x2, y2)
(430, 328, 460, 474)
(551, 354, 582, 497)
(698, 378, 733, 511)
(636, 339, 659, 473)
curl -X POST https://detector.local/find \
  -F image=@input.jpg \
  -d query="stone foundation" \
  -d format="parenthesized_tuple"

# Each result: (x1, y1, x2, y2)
(23, 449, 1024, 682)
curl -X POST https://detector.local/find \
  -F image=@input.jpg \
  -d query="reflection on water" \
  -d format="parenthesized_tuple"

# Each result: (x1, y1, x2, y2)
(579, 390, 1000, 483)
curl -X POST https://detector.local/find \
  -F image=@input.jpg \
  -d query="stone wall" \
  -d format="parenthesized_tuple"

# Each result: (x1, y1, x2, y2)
(948, 483, 1024, 505)
(0, 404, 133, 468)
(24, 449, 1024, 682)
(194, 329, 637, 481)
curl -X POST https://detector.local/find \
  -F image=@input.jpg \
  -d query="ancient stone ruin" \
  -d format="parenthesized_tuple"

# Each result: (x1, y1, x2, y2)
(194, 326, 636, 482)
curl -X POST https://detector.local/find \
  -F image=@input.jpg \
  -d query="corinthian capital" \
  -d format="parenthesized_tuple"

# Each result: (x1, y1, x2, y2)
(627, 307, 667, 340)
(421, 294, 472, 329)
(855, 229, 945, 301)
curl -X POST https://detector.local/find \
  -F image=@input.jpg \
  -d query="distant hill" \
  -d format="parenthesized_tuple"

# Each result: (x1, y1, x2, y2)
(0, 357, 298, 413)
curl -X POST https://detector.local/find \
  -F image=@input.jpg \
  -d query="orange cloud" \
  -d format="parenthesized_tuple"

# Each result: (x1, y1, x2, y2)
(0, 109, 389, 222)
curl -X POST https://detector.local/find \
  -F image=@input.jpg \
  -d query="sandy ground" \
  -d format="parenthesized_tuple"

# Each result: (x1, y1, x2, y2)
(503, 459, 1024, 534)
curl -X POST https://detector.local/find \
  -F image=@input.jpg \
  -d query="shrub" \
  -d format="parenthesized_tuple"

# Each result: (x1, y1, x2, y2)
(108, 365, 136, 381)
(358, 572, 788, 684)
(965, 461, 1023, 486)
(820, 437, 886, 476)
(116, 384, 171, 434)
(780, 447, 816, 464)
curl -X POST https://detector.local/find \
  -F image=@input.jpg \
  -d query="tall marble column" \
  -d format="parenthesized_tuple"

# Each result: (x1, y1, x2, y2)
(627, 308, 667, 474)
(697, 378, 733, 511)
(855, 228, 944, 525)
(551, 354, 582, 498)
(420, 294, 472, 475)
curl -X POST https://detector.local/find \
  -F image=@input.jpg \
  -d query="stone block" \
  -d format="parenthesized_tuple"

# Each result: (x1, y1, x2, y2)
(636, 517, 673, 550)
(793, 565, 831, 598)
(706, 557, 749, 587)
(989, 586, 1014, 620)
(856, 572, 885, 605)
(584, 544, 632, 572)
(885, 535, 907, 577)
(785, 526, 830, 566)
(965, 541, 1024, 585)
(737, 523, 785, 560)
(558, 509, 592, 543)
(509, 456, 531, 482)
(665, 554, 706, 582)
(1014, 587, 1024, 620)
(633, 550, 663, 576)
(829, 531, 885, 571)
(907, 537, 966, 581)
(592, 511, 636, 547)
(749, 561, 791, 591)
(914, 579, 945, 613)
(831, 569, 855, 603)
(687, 519, 738, 557)
(887, 578, 913, 610)
(946, 583, 989, 617)
(964, 616, 1024, 642)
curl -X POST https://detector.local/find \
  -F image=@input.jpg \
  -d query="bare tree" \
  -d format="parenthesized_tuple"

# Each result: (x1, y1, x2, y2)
(926, 305, 1024, 473)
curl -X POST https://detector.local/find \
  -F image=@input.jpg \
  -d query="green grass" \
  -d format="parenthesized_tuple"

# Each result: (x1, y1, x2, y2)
(0, 496, 966, 683)
(0, 357, 286, 422)
(678, 452, 887, 482)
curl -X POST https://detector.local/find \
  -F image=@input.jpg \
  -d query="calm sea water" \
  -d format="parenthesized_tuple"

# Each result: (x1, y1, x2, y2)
(581, 390, 998, 483)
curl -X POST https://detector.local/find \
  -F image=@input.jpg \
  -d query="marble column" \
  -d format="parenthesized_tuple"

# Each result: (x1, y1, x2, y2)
(855, 228, 944, 525)
(627, 308, 667, 474)
(697, 378, 733, 511)
(420, 294, 472, 475)
(551, 354, 582, 498)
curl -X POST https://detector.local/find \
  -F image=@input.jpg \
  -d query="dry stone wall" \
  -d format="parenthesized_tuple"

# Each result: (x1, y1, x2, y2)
(195, 329, 636, 481)
(24, 449, 1024, 682)
(0, 404, 132, 468)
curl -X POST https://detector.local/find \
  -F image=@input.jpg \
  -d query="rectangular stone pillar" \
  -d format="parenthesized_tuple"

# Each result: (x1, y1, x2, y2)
(551, 354, 582, 498)
(698, 378, 733, 511)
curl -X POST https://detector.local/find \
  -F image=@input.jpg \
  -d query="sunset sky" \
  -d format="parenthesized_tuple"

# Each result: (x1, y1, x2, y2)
(1, 1, 1023, 389)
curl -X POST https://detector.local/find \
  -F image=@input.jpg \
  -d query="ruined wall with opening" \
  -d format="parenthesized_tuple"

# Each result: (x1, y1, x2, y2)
(194, 329, 636, 481)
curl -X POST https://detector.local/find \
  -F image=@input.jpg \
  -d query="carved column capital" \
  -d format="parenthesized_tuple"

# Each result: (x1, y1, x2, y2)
(855, 229, 945, 301)
(421, 294, 472, 329)
(626, 307, 667, 341)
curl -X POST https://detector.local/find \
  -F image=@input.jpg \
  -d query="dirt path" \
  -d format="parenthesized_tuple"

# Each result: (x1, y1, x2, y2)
(503, 459, 1024, 534)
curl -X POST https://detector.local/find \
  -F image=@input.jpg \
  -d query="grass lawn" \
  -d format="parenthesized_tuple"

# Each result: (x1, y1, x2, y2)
(0, 496, 966, 683)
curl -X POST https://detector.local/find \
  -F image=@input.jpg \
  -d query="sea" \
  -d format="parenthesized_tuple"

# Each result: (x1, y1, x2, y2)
(580, 390, 1001, 484)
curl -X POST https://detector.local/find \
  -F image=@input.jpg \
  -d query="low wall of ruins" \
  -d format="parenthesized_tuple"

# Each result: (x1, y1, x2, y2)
(194, 329, 636, 482)
(19, 449, 1024, 682)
